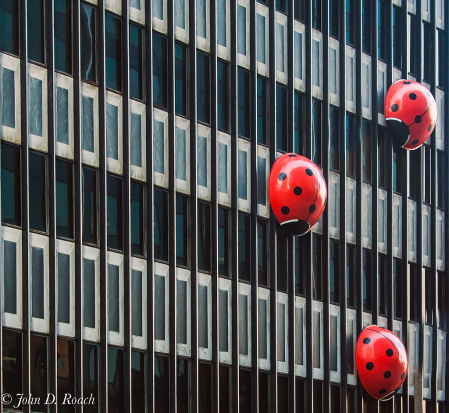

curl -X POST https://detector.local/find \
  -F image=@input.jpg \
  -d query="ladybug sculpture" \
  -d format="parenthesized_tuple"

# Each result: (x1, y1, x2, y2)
(356, 325, 408, 401)
(268, 154, 327, 236)
(385, 79, 437, 150)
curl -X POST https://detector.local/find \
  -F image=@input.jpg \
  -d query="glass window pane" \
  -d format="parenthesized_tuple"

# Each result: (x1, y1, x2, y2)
(217, 60, 229, 132)
(259, 372, 270, 413)
(276, 0, 287, 13)
(219, 366, 231, 413)
(197, 0, 207, 38)
(330, 107, 340, 171)
(238, 212, 251, 282)
(346, 114, 355, 177)
(105, 13, 122, 92)
(131, 181, 144, 256)
(238, 149, 247, 200)
(155, 355, 170, 413)
(153, 33, 168, 108)
(57, 339, 75, 412)
(294, 0, 305, 21)
(28, 0, 45, 64)
(130, 112, 142, 167)
(295, 236, 304, 295)
(217, 0, 226, 46)
(346, 0, 353, 44)
(258, 220, 268, 286)
(152, 0, 163, 19)
(1, 142, 21, 226)
(362, 0, 371, 53)
(2, 67, 15, 128)
(257, 77, 268, 145)
(378, 128, 385, 188)
(329, 0, 339, 38)
(55, 0, 72, 74)
(219, 290, 228, 351)
(312, 0, 321, 30)
(437, 151, 446, 210)
(29, 151, 47, 232)
(106, 103, 119, 160)
(239, 369, 252, 412)
(175, 0, 186, 28)
(312, 99, 322, 165)
(82, 95, 95, 152)
(154, 188, 169, 262)
(30, 335, 48, 411)
(83, 344, 99, 413)
(362, 121, 371, 183)
(394, 260, 402, 319)
(313, 234, 322, 300)
(175, 43, 188, 116)
(177, 358, 189, 413)
(277, 229, 288, 292)
(257, 14, 266, 63)
(57, 252, 70, 323)
(238, 69, 250, 139)
(108, 264, 120, 332)
(276, 84, 288, 152)
(295, 92, 303, 154)
(393, 6, 402, 68)
(131, 270, 143, 336)
(29, 77, 43, 137)
(56, 159, 73, 239)
(81, 3, 96, 82)
(197, 52, 210, 124)
(258, 156, 266, 206)
(198, 202, 211, 272)
(175, 127, 187, 180)
(363, 249, 371, 312)
(378, 0, 386, 60)
(2, 330, 23, 407)
(237, 5, 246, 55)
(218, 207, 229, 277)
(393, 144, 402, 194)
(278, 376, 289, 412)
(330, 241, 340, 304)
(56, 86, 69, 144)
(378, 254, 387, 316)
(409, 15, 416, 75)
(83, 258, 96, 328)
(154, 274, 165, 340)
(177, 279, 187, 343)
(107, 347, 125, 413)
(4, 240, 17, 314)
(176, 194, 188, 267)
(197, 135, 207, 187)
(83, 167, 97, 244)
(199, 363, 212, 413)
(107, 174, 123, 251)
(153, 119, 165, 174)
(0, 0, 19, 55)
(129, 24, 143, 100)
(218, 141, 228, 193)
(131, 352, 145, 413)
(347, 245, 356, 308)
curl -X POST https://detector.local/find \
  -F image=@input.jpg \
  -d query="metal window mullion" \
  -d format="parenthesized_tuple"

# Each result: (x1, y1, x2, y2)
(268, 1, 278, 411)
(144, 0, 155, 411)
(249, 0, 259, 411)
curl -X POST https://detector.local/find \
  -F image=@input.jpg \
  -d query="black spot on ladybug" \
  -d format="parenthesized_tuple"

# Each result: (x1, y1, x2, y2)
(386, 349, 393, 357)
(384, 371, 391, 379)
(305, 168, 313, 176)
(363, 337, 371, 345)
(309, 204, 316, 213)
(289, 154, 297, 157)
(403, 81, 411, 85)
(391, 104, 399, 112)
(281, 206, 290, 215)
(415, 115, 422, 124)
(409, 93, 417, 100)
(279, 173, 287, 181)
(428, 124, 433, 132)
(401, 373, 405, 380)
(366, 362, 374, 371)
(294, 186, 302, 196)
(379, 389, 387, 395)
(412, 139, 419, 145)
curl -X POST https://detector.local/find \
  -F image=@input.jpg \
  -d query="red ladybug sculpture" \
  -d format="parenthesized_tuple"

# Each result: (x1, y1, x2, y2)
(385, 79, 437, 150)
(356, 325, 408, 401)
(268, 154, 327, 236)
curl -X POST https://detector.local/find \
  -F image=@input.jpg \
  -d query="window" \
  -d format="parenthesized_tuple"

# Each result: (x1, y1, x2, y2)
(312, 99, 322, 166)
(347, 245, 356, 308)
(239, 369, 252, 412)
(175, 43, 188, 116)
(153, 33, 168, 109)
(362, 121, 371, 183)
(177, 358, 189, 413)
(108, 347, 125, 413)
(363, 249, 371, 312)
(1, 142, 21, 227)
(154, 188, 169, 262)
(56, 159, 73, 239)
(329, 0, 339, 38)
(57, 339, 75, 410)
(438, 272, 445, 329)
(410, 264, 419, 322)
(130, 24, 143, 100)
(197, 51, 210, 124)
(330, 241, 340, 304)
(378, 254, 387, 316)
(29, 151, 47, 233)
(0, 0, 19, 55)
(131, 352, 145, 413)
(378, 0, 386, 61)
(330, 107, 340, 171)
(218, 207, 229, 277)
(2, 330, 23, 408)
(313, 234, 323, 300)
(238, 212, 251, 282)
(278, 376, 289, 412)
(131, 181, 144, 256)
(238, 69, 251, 139)
(258, 220, 268, 287)
(378, 128, 386, 189)
(107, 175, 123, 251)
(277, 229, 288, 292)
(28, 0, 45, 64)
(393, 7, 402, 69)
(409, 149, 420, 200)
(312, 0, 321, 30)
(30, 335, 48, 410)
(105, 13, 122, 92)
(276, 0, 287, 13)
(54, 0, 72, 74)
(423, 22, 433, 82)
(199, 363, 212, 413)
(393, 144, 402, 194)
(314, 381, 323, 411)
(425, 269, 433, 325)
(409, 15, 417, 75)
(437, 151, 446, 210)
(257, 77, 268, 145)
(362, 0, 371, 53)
(260, 372, 270, 413)
(219, 366, 231, 413)
(155, 355, 170, 413)
(198, 202, 211, 273)
(217, 61, 229, 132)
(346, 114, 355, 177)
(438, 30, 445, 88)
(176, 194, 188, 267)
(295, 93, 303, 154)
(83, 344, 99, 413)
(393, 259, 402, 319)
(331, 385, 340, 413)
(346, 0, 354, 44)
(83, 167, 97, 245)
(295, 237, 304, 295)
(424, 145, 431, 204)
(81, 3, 97, 83)
(276, 84, 288, 152)
(294, 0, 305, 21)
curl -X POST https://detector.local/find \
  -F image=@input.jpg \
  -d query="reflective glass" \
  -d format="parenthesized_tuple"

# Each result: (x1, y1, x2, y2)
(29, 151, 47, 232)
(0, 0, 19, 55)
(312, 234, 322, 300)
(239, 369, 252, 412)
(362, 121, 371, 183)
(57, 252, 70, 324)
(57, 339, 75, 413)
(198, 202, 211, 272)
(362, 0, 371, 53)
(393, 7, 402, 68)
(276, 84, 288, 152)
(199, 363, 212, 413)
(363, 249, 372, 312)
(258, 220, 268, 286)
(154, 188, 169, 262)
(153, 34, 168, 108)
(83, 344, 99, 413)
(295, 92, 303, 154)
(330, 0, 339, 38)
(238, 213, 251, 282)
(175, 43, 188, 116)
(378, 0, 386, 60)
(28, 0, 45, 64)
(105, 13, 122, 91)
(312, 0, 321, 30)
(1, 142, 21, 226)
(257, 77, 267, 145)
(346, 0, 353, 44)
(346, 114, 355, 177)
(82, 167, 97, 245)
(81, 3, 96, 82)
(176, 195, 188, 267)
(2, 330, 23, 408)
(177, 359, 189, 413)
(155, 355, 170, 413)
(329, 107, 340, 171)
(107, 347, 125, 413)
(312, 99, 322, 166)
(2, 67, 15, 128)
(56, 159, 73, 239)
(197, 51, 210, 124)
(330, 241, 340, 304)
(130, 24, 143, 100)
(277, 229, 288, 292)
(131, 352, 145, 413)
(55, 0, 72, 74)
(217, 60, 229, 132)
(218, 207, 229, 277)
(107, 174, 123, 251)
(30, 335, 48, 412)
(238, 69, 250, 139)
(56, 87, 69, 144)
(131, 181, 144, 256)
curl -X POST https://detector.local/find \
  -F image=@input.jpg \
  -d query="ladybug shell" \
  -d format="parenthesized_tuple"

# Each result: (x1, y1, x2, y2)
(268, 154, 327, 236)
(385, 79, 437, 150)
(356, 325, 408, 401)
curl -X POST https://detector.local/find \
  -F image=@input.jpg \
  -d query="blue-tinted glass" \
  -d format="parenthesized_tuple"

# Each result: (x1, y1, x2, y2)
(257, 77, 267, 145)
(257, 14, 265, 63)
(28, 0, 45, 63)
(175, 0, 186, 29)
(29, 151, 47, 232)
(153, 34, 168, 108)
(409, 15, 416, 75)
(329, 107, 340, 171)
(378, 0, 386, 60)
(362, 121, 371, 183)
(330, 241, 340, 304)
(295, 92, 303, 154)
(55, 0, 72, 74)
(198, 202, 211, 272)
(81, 3, 96, 82)
(238, 213, 251, 282)
(197, 135, 207, 187)
(237, 5, 246, 55)
(346, 0, 353, 44)
(2, 67, 15, 128)
(4, 241, 17, 314)
(346, 114, 355, 177)
(29, 77, 43, 137)
(276, 84, 288, 152)
(276, 0, 287, 13)
(312, 99, 322, 165)
(217, 61, 229, 132)
(107, 347, 125, 413)
(83, 259, 96, 325)
(130, 112, 142, 167)
(107, 174, 123, 251)
(312, 0, 321, 30)
(106, 103, 119, 160)
(82, 95, 95, 152)
(295, 0, 305, 21)
(217, 0, 226, 46)
(393, 7, 402, 68)
(197, 52, 210, 124)
(32, 247, 45, 318)
(131, 181, 144, 256)
(57, 253, 70, 323)
(257, 156, 266, 206)
(0, 0, 19, 55)
(362, 0, 371, 53)
(56, 159, 73, 239)
(238, 69, 250, 138)
(154, 188, 169, 262)
(258, 220, 268, 286)
(197, 0, 207, 38)
(83, 167, 97, 244)
(218, 207, 228, 277)
(176, 195, 188, 267)
(108, 264, 120, 332)
(175, 43, 187, 116)
(153, 0, 163, 20)
(329, 0, 339, 38)
(56, 87, 69, 144)
(1, 142, 21, 226)
(105, 13, 121, 91)
(130, 24, 143, 100)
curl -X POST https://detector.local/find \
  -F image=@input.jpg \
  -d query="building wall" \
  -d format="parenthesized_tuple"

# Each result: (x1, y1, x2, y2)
(0, 0, 448, 412)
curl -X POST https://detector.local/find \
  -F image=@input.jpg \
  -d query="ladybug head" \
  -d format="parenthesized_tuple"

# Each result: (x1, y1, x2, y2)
(281, 219, 310, 236)
(386, 117, 410, 147)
